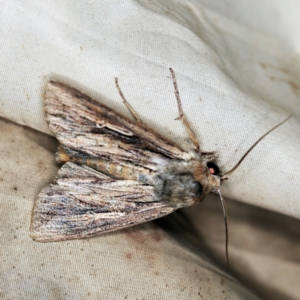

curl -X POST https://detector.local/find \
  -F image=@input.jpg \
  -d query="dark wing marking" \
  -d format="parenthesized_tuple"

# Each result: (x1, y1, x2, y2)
(30, 163, 177, 242)
(44, 81, 190, 171)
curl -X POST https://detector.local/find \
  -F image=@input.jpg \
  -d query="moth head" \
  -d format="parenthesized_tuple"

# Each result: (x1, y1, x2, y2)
(192, 159, 222, 201)
(207, 161, 222, 190)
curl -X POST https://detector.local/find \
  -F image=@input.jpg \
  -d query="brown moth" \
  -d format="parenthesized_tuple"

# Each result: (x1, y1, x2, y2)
(30, 68, 290, 266)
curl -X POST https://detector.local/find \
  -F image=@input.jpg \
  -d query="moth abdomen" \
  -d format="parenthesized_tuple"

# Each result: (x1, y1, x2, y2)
(56, 146, 155, 183)
(56, 146, 91, 164)
(56, 146, 71, 163)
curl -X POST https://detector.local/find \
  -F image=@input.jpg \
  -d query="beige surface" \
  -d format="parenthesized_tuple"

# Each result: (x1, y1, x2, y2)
(0, 0, 300, 299)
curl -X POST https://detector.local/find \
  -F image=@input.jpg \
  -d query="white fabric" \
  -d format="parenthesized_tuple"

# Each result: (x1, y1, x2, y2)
(0, 0, 299, 299)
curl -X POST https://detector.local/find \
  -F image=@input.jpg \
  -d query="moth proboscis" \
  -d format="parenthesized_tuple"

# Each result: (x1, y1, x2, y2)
(30, 68, 291, 267)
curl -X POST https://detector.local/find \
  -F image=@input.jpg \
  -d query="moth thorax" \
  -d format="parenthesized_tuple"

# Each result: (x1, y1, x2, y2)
(153, 171, 202, 207)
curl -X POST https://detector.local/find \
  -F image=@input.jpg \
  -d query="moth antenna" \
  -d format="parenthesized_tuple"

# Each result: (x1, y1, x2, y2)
(216, 189, 229, 268)
(221, 114, 292, 179)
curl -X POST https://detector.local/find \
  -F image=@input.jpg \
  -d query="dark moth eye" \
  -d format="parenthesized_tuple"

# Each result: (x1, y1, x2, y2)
(207, 162, 221, 176)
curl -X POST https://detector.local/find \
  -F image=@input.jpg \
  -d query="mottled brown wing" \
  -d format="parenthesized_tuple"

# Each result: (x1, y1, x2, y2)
(44, 81, 190, 172)
(30, 162, 177, 242)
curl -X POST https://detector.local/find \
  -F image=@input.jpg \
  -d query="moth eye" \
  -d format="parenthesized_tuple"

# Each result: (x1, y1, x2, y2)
(207, 162, 221, 176)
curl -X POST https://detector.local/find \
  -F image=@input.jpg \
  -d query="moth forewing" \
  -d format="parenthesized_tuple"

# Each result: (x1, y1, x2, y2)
(30, 162, 177, 242)
(44, 81, 189, 161)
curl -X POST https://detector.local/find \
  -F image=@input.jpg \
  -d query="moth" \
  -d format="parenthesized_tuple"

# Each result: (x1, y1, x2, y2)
(30, 68, 290, 266)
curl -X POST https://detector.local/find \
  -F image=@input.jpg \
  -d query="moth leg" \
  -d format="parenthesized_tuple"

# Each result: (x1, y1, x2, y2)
(115, 78, 142, 123)
(169, 68, 200, 153)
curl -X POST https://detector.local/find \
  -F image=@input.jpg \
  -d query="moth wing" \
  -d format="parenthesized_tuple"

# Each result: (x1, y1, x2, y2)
(30, 162, 177, 242)
(44, 81, 190, 172)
